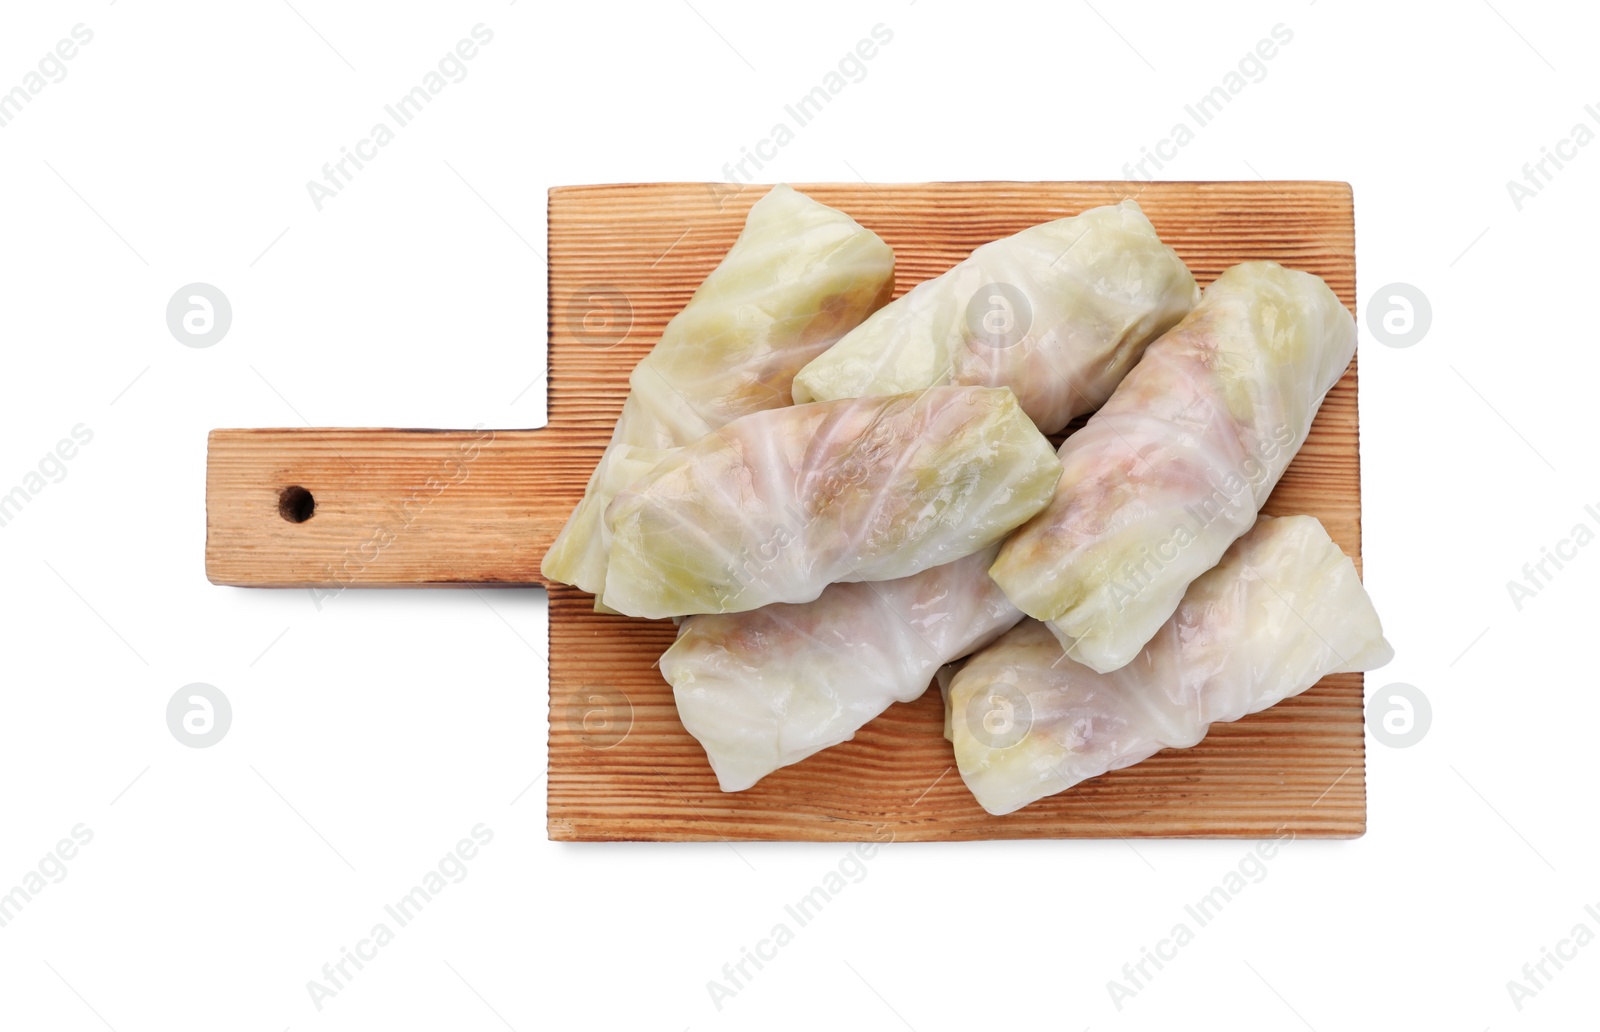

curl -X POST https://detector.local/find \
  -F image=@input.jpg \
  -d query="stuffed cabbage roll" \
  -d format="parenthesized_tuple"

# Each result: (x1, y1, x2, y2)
(602, 386, 1061, 619)
(541, 185, 895, 595)
(950, 515, 1392, 816)
(990, 262, 1357, 673)
(660, 546, 1022, 792)
(791, 200, 1198, 433)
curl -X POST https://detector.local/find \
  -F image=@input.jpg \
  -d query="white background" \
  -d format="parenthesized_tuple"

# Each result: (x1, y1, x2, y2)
(0, 0, 1593, 1028)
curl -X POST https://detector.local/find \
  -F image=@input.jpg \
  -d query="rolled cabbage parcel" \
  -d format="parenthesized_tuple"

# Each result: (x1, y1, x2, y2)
(660, 546, 1022, 792)
(950, 515, 1392, 816)
(541, 185, 895, 596)
(602, 386, 1061, 619)
(990, 261, 1357, 673)
(791, 200, 1198, 433)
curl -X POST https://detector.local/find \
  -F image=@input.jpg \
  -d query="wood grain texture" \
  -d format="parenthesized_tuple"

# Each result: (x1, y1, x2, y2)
(206, 181, 1365, 841)
(207, 428, 554, 587)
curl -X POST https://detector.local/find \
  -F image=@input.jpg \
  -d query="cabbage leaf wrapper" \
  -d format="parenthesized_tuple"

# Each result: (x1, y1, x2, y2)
(661, 546, 1022, 792)
(541, 185, 895, 595)
(791, 200, 1197, 433)
(990, 261, 1357, 673)
(602, 385, 1061, 619)
(951, 515, 1392, 816)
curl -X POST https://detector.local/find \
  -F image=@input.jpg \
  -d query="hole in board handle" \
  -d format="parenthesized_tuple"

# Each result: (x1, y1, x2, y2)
(278, 485, 315, 524)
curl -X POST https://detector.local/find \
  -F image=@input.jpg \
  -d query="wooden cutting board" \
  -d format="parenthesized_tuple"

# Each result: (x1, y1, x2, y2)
(207, 181, 1365, 841)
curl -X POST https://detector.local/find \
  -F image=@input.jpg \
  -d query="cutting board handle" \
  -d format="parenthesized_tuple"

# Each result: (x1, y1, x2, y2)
(205, 427, 580, 588)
